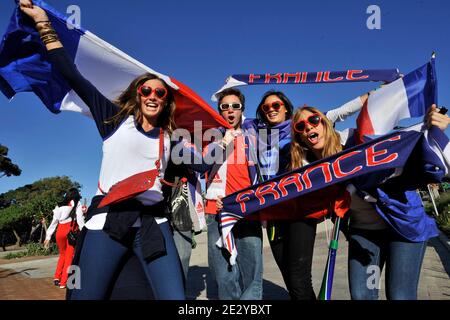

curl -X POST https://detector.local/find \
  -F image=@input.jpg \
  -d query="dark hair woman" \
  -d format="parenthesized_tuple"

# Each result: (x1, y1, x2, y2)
(44, 188, 84, 289)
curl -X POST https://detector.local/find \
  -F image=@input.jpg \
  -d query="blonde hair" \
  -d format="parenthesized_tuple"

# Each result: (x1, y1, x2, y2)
(290, 106, 342, 170)
(107, 73, 177, 133)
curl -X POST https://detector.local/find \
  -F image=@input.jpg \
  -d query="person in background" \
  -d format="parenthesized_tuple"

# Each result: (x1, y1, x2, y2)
(44, 188, 85, 289)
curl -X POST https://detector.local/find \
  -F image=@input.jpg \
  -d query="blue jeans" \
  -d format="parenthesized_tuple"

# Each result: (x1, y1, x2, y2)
(70, 222, 185, 300)
(173, 229, 192, 281)
(207, 214, 263, 300)
(348, 228, 427, 300)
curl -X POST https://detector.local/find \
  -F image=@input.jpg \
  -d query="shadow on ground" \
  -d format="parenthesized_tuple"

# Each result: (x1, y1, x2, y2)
(186, 266, 289, 300)
(0, 268, 37, 279)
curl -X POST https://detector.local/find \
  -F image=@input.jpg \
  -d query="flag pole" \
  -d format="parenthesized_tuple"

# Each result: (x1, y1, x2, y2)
(318, 216, 341, 300)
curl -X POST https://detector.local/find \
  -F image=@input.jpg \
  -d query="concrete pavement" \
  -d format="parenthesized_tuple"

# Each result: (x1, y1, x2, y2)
(186, 221, 450, 300)
(1, 221, 449, 300)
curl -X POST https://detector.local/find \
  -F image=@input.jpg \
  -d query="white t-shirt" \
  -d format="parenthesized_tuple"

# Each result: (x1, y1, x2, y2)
(45, 200, 85, 240)
(85, 117, 170, 230)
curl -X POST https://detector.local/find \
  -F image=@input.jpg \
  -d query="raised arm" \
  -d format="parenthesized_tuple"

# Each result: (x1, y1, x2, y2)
(19, 0, 119, 139)
(325, 94, 368, 124)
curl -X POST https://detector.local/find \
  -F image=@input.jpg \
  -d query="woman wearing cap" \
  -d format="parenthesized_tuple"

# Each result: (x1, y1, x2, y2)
(44, 188, 85, 289)
(20, 0, 186, 300)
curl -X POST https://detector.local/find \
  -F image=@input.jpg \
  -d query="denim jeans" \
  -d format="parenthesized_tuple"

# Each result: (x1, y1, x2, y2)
(206, 214, 263, 300)
(348, 228, 427, 300)
(173, 229, 192, 281)
(70, 222, 185, 300)
(268, 218, 317, 300)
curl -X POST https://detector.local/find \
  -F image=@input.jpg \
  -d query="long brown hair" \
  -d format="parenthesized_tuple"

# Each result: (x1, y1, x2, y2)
(290, 106, 342, 170)
(108, 73, 176, 133)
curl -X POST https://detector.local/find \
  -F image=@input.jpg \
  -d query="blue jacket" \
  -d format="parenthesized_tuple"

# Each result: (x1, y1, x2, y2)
(242, 118, 292, 180)
(351, 129, 444, 242)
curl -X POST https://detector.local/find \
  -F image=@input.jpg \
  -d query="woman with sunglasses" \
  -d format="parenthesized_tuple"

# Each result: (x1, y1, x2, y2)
(291, 103, 449, 300)
(259, 103, 350, 299)
(238, 91, 363, 299)
(254, 91, 294, 180)
(20, 1, 185, 299)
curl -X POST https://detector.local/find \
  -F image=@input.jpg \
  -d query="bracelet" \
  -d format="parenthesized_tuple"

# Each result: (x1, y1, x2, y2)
(41, 34, 60, 45)
(39, 29, 57, 37)
(36, 22, 52, 32)
(35, 20, 50, 25)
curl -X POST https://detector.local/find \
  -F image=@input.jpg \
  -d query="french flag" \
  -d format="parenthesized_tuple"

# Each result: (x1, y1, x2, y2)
(215, 212, 241, 265)
(356, 57, 437, 143)
(0, 0, 229, 133)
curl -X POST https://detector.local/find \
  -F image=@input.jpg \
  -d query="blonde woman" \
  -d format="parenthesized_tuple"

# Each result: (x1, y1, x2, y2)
(265, 106, 349, 300)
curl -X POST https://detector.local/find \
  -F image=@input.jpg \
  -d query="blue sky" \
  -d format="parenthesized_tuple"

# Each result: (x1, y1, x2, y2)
(1, 0, 449, 203)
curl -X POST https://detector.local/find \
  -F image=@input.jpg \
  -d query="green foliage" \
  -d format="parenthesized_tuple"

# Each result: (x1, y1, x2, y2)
(424, 192, 450, 216)
(424, 191, 450, 237)
(4, 242, 58, 259)
(0, 144, 21, 178)
(0, 176, 81, 232)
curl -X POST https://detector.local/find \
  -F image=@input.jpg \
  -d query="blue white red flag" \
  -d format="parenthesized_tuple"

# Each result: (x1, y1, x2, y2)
(355, 58, 437, 143)
(0, 0, 229, 133)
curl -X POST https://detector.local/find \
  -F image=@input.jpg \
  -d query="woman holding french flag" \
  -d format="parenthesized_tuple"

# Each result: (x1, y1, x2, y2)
(19, 0, 189, 300)
(347, 104, 450, 300)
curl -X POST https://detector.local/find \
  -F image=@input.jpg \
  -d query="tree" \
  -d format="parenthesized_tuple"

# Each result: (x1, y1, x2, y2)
(0, 144, 22, 178)
(0, 176, 81, 246)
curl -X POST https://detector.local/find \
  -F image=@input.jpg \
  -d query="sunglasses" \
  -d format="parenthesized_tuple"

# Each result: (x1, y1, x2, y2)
(293, 113, 322, 133)
(219, 103, 243, 111)
(261, 101, 284, 113)
(137, 85, 168, 99)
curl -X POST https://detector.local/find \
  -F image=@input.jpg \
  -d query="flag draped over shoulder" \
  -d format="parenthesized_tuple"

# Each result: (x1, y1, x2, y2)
(0, 0, 229, 132)
(355, 58, 437, 143)
(219, 126, 449, 264)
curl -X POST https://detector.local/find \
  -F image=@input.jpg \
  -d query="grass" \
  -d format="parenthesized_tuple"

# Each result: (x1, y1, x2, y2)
(4, 242, 58, 259)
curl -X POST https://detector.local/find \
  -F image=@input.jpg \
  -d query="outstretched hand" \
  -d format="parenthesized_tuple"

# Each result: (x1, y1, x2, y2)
(19, 0, 49, 23)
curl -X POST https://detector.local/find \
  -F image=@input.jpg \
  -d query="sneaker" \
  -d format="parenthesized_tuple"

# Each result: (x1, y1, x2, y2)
(53, 279, 60, 286)
(59, 285, 66, 289)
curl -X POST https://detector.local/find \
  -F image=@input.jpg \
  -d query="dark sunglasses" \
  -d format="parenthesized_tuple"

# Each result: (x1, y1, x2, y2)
(219, 103, 243, 111)
(137, 85, 168, 99)
(293, 113, 322, 133)
(261, 101, 284, 113)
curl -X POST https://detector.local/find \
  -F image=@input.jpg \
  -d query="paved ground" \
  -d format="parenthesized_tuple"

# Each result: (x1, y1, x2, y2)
(186, 225, 450, 300)
(1, 222, 449, 300)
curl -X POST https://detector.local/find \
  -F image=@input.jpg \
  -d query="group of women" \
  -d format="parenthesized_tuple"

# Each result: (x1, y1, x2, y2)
(20, 0, 450, 300)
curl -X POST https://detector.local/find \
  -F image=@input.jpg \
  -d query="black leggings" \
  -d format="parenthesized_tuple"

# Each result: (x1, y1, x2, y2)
(268, 219, 317, 300)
